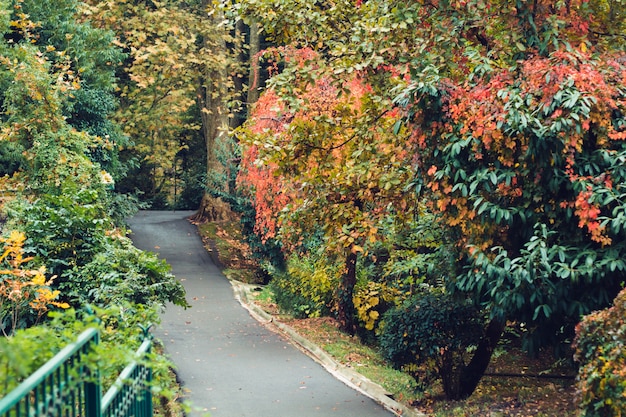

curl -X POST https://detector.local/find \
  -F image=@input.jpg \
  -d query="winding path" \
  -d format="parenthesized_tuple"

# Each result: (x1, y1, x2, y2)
(127, 211, 394, 417)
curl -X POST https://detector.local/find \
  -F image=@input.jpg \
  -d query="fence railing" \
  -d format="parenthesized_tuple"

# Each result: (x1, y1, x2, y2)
(0, 327, 153, 417)
(101, 337, 153, 417)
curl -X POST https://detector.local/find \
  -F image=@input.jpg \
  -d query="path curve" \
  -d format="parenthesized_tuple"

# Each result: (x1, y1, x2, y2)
(127, 211, 396, 417)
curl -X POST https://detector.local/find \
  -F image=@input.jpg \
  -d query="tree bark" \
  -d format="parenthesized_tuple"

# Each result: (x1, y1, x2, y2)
(190, 193, 234, 223)
(230, 18, 247, 130)
(192, 2, 232, 222)
(457, 319, 506, 399)
(246, 19, 261, 112)
(336, 249, 358, 335)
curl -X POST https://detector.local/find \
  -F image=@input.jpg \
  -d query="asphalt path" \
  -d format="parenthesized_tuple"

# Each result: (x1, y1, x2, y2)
(127, 211, 394, 417)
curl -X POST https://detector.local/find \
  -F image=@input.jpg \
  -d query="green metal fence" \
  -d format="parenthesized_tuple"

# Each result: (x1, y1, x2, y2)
(101, 337, 152, 417)
(0, 328, 153, 417)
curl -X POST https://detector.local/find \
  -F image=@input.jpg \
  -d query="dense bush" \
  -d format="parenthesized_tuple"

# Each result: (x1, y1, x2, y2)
(72, 237, 188, 308)
(3, 182, 188, 312)
(107, 191, 147, 226)
(574, 287, 626, 416)
(15, 187, 109, 279)
(379, 292, 485, 399)
(270, 253, 339, 318)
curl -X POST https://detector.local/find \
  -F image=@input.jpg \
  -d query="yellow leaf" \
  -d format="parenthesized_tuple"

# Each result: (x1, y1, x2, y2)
(31, 273, 46, 286)
(352, 245, 364, 253)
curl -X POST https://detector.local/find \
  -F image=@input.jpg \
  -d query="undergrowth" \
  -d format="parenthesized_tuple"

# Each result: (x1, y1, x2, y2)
(200, 219, 579, 416)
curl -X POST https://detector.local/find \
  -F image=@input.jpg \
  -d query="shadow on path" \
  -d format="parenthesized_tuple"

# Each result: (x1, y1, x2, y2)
(127, 211, 395, 417)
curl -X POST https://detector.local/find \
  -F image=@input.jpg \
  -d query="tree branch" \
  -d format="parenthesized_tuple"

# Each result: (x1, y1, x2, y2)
(590, 30, 626, 40)
(301, 109, 391, 152)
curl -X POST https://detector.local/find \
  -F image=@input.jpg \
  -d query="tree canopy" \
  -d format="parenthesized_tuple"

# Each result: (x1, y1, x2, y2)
(237, 48, 416, 331)
(235, 0, 626, 398)
(0, 0, 187, 335)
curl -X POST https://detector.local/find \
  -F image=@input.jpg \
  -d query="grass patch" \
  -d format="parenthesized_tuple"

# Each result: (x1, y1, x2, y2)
(196, 220, 261, 284)
(253, 285, 274, 304)
(281, 315, 423, 405)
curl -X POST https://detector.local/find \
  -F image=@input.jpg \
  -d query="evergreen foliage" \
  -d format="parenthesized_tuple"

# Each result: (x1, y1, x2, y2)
(379, 293, 485, 400)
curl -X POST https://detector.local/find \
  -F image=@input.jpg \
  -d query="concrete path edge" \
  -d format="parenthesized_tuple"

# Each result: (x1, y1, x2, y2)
(230, 281, 427, 417)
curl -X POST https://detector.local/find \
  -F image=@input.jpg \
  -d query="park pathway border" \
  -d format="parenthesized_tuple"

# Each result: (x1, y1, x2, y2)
(230, 281, 426, 417)
(128, 210, 425, 417)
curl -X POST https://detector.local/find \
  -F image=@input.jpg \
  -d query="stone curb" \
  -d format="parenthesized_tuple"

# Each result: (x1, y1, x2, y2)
(230, 281, 426, 417)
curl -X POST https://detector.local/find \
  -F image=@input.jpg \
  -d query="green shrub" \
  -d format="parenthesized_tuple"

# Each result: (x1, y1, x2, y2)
(270, 253, 339, 318)
(74, 236, 188, 309)
(574, 287, 626, 417)
(6, 184, 188, 311)
(14, 187, 109, 279)
(379, 292, 484, 399)
(107, 191, 147, 226)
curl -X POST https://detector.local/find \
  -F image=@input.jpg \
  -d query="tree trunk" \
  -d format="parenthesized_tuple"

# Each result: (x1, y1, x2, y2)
(336, 249, 358, 335)
(193, 2, 232, 223)
(230, 18, 247, 130)
(190, 193, 234, 223)
(456, 319, 505, 399)
(246, 19, 261, 112)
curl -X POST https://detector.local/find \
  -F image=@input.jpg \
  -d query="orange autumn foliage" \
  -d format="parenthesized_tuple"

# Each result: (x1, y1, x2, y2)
(418, 49, 625, 248)
(238, 48, 413, 249)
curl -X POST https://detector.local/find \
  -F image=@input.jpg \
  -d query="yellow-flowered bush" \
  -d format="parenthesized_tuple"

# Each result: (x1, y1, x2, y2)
(0, 231, 68, 336)
(353, 281, 400, 333)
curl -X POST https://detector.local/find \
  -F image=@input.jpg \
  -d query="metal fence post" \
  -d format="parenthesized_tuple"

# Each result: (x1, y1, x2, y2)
(85, 330, 102, 417)
(138, 324, 153, 417)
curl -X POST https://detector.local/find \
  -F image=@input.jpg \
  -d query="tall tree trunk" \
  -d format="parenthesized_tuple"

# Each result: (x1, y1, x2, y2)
(457, 319, 505, 399)
(336, 248, 358, 335)
(246, 19, 261, 111)
(199, 69, 228, 175)
(191, 3, 232, 223)
(230, 19, 247, 130)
